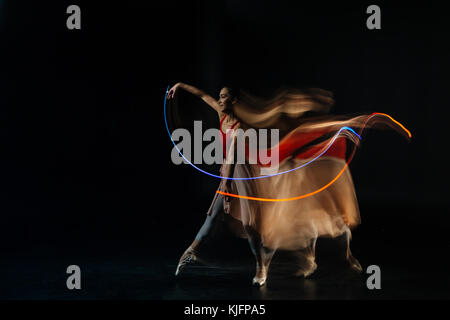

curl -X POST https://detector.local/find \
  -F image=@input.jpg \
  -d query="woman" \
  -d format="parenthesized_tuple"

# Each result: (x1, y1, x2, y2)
(167, 82, 410, 286)
(168, 83, 241, 277)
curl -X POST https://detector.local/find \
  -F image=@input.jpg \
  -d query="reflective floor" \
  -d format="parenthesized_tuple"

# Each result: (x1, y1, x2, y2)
(2, 236, 449, 300)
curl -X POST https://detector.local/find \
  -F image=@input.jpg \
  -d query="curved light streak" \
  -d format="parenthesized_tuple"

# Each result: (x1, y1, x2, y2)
(164, 86, 361, 181)
(164, 86, 412, 201)
(218, 112, 411, 201)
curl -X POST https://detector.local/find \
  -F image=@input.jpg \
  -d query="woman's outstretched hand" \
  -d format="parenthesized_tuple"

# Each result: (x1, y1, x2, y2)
(167, 83, 181, 99)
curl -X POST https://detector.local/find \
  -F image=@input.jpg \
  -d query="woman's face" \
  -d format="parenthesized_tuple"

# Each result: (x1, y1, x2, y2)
(218, 87, 235, 112)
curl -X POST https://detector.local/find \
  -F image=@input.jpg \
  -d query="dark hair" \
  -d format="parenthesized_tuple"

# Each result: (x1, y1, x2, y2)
(223, 85, 240, 100)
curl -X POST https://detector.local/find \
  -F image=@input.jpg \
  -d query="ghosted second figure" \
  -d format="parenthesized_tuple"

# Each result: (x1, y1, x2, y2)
(167, 82, 410, 286)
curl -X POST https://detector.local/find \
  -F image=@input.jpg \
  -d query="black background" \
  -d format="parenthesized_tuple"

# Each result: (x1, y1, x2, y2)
(1, 0, 449, 299)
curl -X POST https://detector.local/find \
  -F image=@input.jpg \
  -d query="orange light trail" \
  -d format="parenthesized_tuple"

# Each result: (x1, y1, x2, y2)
(217, 113, 411, 202)
(217, 161, 350, 202)
(372, 113, 412, 138)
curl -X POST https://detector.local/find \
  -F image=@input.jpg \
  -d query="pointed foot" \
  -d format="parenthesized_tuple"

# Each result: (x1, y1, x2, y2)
(252, 276, 267, 287)
(295, 257, 317, 278)
(175, 246, 198, 276)
(303, 262, 318, 278)
(348, 255, 362, 273)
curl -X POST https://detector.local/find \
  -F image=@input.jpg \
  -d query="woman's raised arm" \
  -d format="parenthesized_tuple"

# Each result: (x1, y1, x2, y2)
(167, 82, 221, 112)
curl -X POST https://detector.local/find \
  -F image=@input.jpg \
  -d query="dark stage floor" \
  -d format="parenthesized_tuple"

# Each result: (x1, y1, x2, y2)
(2, 233, 449, 300)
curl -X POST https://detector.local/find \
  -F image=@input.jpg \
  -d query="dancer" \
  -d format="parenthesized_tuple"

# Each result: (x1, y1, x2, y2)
(167, 82, 410, 286)
(168, 83, 241, 276)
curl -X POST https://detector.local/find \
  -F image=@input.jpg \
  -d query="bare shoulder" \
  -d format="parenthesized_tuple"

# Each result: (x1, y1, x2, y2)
(228, 112, 240, 124)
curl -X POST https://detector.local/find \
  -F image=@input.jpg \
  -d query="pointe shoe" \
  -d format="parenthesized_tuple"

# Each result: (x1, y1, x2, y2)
(303, 262, 318, 278)
(252, 276, 267, 287)
(348, 255, 363, 273)
(252, 267, 267, 287)
(175, 246, 198, 276)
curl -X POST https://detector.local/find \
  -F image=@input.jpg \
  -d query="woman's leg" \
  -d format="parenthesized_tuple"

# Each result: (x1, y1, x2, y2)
(245, 225, 276, 287)
(175, 194, 225, 276)
(193, 194, 225, 248)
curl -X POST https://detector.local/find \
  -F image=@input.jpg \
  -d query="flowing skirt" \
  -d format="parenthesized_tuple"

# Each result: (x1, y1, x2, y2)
(210, 156, 359, 251)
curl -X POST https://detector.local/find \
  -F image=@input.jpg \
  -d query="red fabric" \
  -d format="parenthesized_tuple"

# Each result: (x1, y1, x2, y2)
(220, 116, 347, 166)
(279, 130, 347, 161)
(244, 129, 347, 167)
(219, 115, 239, 159)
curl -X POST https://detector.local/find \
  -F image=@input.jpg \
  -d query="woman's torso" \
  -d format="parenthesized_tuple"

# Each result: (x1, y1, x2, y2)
(219, 112, 240, 159)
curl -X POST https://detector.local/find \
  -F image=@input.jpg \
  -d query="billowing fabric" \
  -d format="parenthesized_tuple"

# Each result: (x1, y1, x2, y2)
(206, 88, 409, 251)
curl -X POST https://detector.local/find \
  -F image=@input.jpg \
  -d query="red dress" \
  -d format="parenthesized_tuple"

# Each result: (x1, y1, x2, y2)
(219, 114, 239, 159)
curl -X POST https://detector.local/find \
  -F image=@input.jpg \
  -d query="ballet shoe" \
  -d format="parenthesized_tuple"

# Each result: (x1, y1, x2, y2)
(175, 246, 198, 276)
